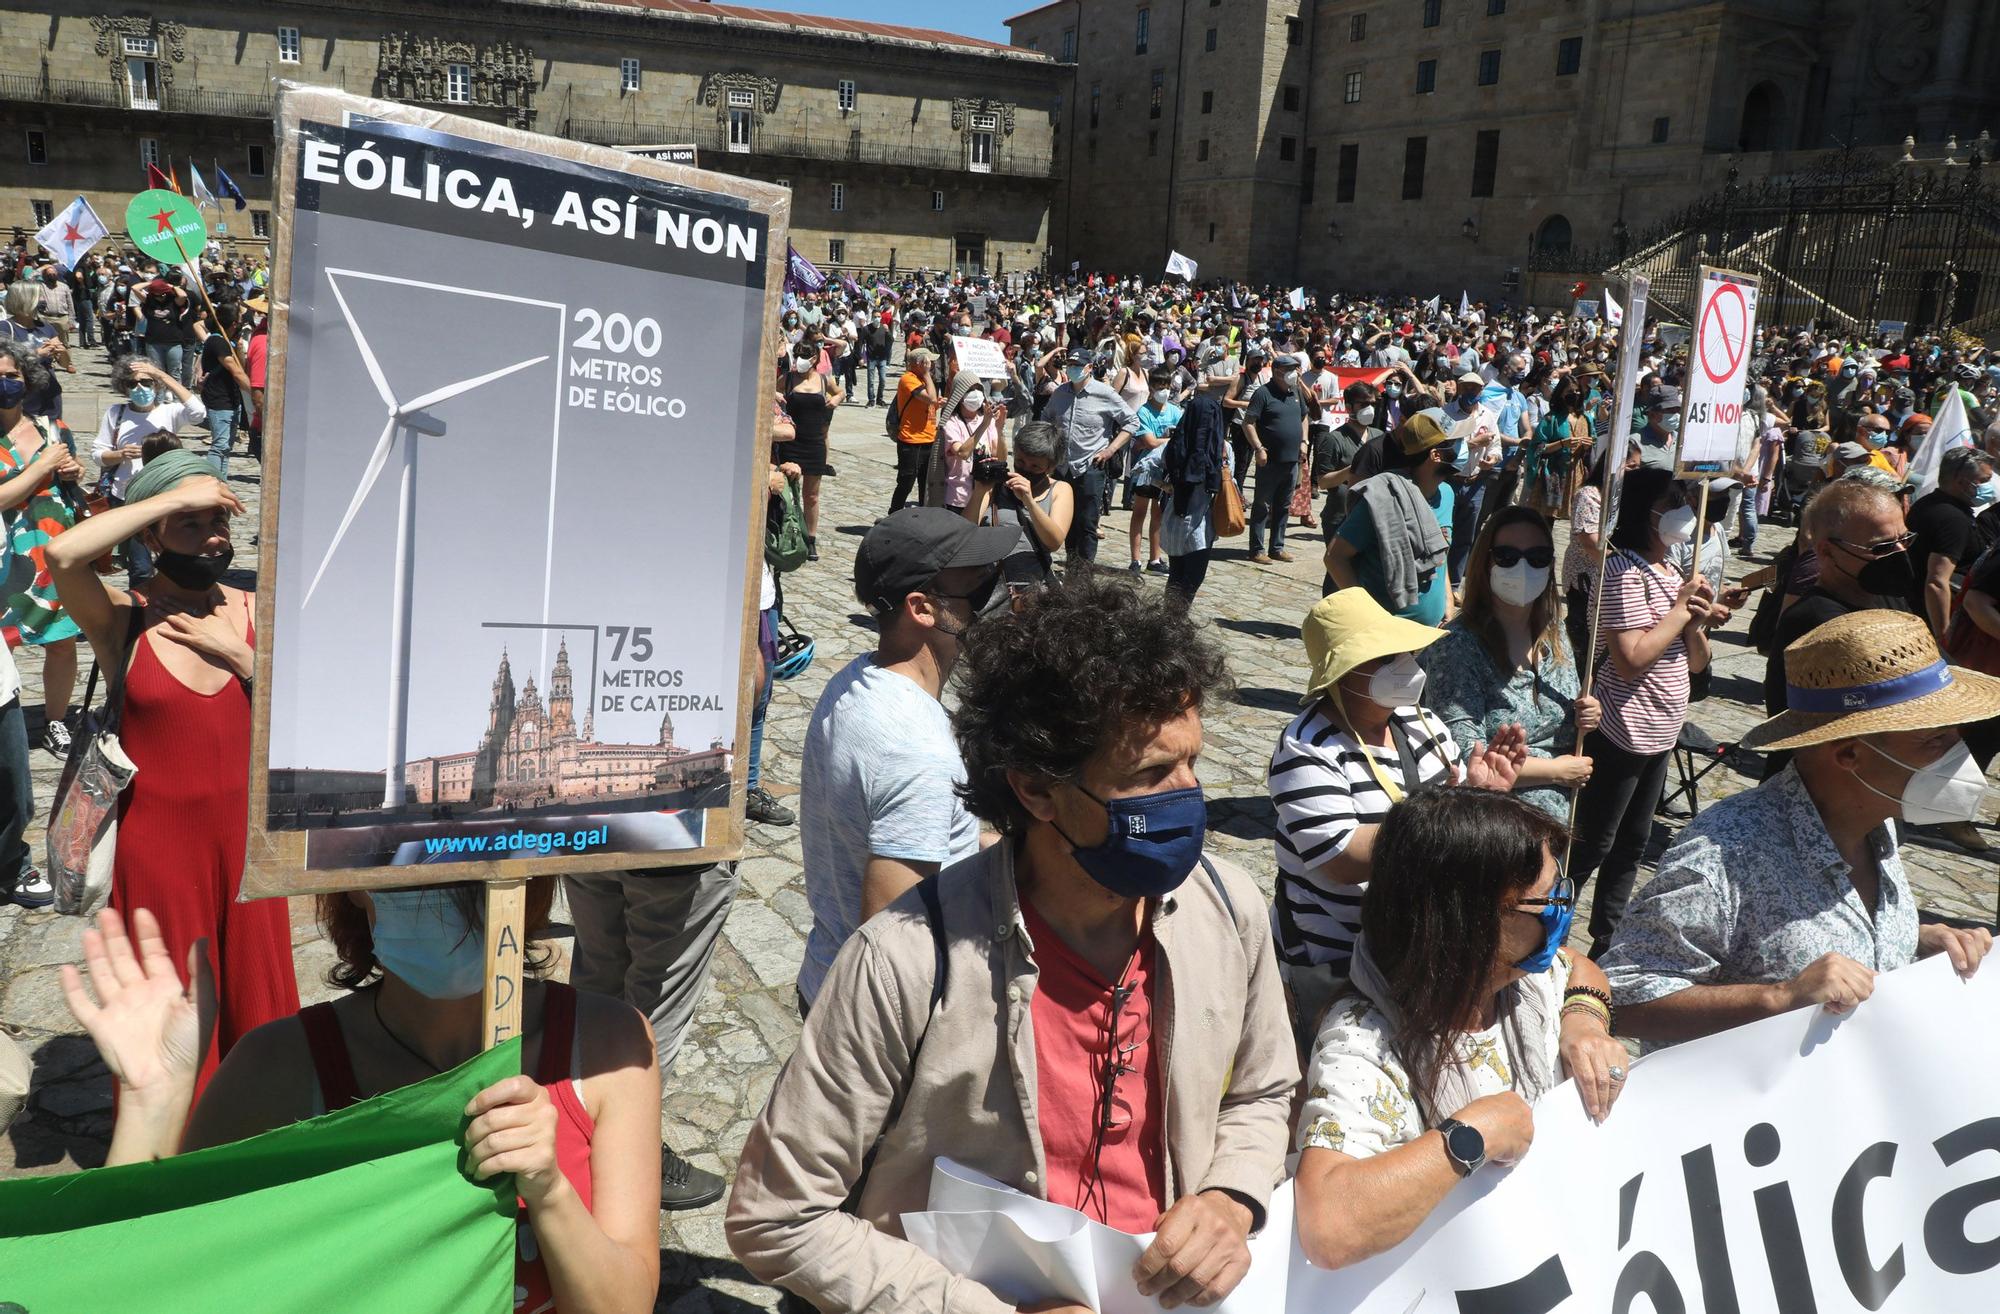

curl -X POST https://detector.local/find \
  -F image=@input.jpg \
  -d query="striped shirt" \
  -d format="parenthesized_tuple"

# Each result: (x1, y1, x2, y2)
(1268, 701, 1461, 973)
(1593, 550, 1691, 756)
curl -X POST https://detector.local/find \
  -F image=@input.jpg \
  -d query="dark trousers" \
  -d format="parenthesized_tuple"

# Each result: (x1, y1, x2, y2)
(1066, 462, 1107, 562)
(1564, 584, 1593, 674)
(890, 441, 932, 512)
(1449, 473, 1496, 584)
(1569, 730, 1674, 955)
(1166, 549, 1211, 603)
(1229, 431, 1253, 487)
(0, 696, 32, 889)
(1249, 457, 1300, 556)
(1321, 513, 1346, 596)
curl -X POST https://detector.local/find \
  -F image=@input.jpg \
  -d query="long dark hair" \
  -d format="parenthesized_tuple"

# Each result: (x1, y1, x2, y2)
(1362, 788, 1569, 1119)
(1608, 465, 1677, 555)
(1457, 505, 1566, 672)
(318, 878, 555, 990)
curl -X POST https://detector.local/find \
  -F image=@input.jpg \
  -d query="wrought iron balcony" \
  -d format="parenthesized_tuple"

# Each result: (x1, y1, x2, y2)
(0, 72, 273, 119)
(564, 114, 1054, 180)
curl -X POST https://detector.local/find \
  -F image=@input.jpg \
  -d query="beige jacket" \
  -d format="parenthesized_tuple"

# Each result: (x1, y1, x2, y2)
(726, 840, 1299, 1313)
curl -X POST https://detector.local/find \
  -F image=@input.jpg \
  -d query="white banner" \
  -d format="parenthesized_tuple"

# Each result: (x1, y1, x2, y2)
(908, 956, 2000, 1314)
(1166, 250, 1199, 280)
(1676, 266, 1760, 471)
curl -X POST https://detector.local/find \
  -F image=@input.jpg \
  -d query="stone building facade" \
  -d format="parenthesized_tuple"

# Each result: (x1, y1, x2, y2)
(2, 0, 1063, 277)
(1013, 0, 2000, 297)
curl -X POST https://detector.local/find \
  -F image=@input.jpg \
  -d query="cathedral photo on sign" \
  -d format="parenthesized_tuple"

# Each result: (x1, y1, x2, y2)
(401, 641, 731, 811)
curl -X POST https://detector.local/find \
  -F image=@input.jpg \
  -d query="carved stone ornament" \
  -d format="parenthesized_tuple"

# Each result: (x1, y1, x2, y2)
(375, 33, 538, 128)
(699, 72, 781, 113)
(91, 15, 188, 88)
(951, 97, 1017, 135)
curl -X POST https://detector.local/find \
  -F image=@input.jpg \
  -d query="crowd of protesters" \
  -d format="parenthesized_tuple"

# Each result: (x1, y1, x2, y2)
(13, 246, 2000, 1313)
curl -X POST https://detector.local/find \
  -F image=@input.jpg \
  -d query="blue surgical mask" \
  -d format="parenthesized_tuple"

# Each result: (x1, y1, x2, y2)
(367, 889, 486, 999)
(0, 376, 26, 409)
(1056, 783, 1207, 900)
(1516, 877, 1576, 972)
(127, 384, 157, 408)
(1974, 478, 1999, 507)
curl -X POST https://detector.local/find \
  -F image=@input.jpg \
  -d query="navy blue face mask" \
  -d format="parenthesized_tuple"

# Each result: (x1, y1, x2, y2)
(1515, 874, 1576, 972)
(1056, 783, 1207, 900)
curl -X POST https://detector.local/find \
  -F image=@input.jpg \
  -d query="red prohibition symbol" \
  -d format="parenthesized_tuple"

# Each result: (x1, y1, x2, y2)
(1699, 281, 1749, 384)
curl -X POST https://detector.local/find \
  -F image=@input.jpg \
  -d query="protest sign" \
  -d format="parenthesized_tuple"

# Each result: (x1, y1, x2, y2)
(952, 334, 1011, 381)
(1319, 367, 1391, 430)
(0, 1040, 519, 1310)
(621, 143, 698, 166)
(246, 85, 786, 898)
(124, 187, 207, 265)
(1675, 266, 1759, 473)
(1572, 299, 1599, 321)
(1878, 320, 1907, 338)
(1289, 956, 2000, 1312)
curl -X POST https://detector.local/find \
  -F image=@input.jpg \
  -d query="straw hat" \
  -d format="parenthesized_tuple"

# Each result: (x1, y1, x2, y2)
(1301, 589, 1444, 705)
(1741, 609, 2000, 751)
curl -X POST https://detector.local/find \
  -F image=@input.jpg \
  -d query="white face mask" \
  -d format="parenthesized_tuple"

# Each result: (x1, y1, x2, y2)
(1354, 406, 1377, 427)
(1352, 654, 1427, 709)
(1657, 505, 1697, 545)
(962, 389, 985, 413)
(1151, 388, 1171, 405)
(1489, 561, 1551, 607)
(1853, 739, 1990, 825)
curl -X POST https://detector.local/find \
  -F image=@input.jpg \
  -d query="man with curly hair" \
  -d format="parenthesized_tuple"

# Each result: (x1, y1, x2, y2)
(730, 572, 1298, 1314)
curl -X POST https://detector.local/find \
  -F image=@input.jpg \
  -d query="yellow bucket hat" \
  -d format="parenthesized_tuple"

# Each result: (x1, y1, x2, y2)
(1300, 589, 1446, 705)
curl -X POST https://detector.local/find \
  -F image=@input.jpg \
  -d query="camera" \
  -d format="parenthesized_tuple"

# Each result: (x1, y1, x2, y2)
(974, 456, 1009, 486)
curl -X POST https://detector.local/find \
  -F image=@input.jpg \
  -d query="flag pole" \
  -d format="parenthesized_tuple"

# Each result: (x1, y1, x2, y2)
(165, 228, 250, 379)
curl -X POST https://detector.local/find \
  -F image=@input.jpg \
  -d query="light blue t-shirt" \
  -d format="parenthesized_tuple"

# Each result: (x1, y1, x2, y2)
(1131, 400, 1182, 485)
(1337, 480, 1455, 625)
(797, 654, 979, 1006)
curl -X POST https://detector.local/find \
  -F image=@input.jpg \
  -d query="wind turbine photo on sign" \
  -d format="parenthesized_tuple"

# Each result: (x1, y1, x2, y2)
(305, 269, 551, 808)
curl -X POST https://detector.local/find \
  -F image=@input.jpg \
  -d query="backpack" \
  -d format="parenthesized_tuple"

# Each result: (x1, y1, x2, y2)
(884, 382, 906, 438)
(764, 477, 809, 573)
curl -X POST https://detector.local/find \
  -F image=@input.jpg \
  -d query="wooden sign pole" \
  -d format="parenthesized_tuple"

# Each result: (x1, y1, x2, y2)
(482, 880, 527, 1056)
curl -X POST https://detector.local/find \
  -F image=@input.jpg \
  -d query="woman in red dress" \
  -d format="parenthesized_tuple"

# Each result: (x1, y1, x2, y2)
(47, 450, 296, 1099)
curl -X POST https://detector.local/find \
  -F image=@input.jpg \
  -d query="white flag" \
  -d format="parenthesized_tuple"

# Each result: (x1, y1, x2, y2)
(1423, 295, 1441, 317)
(188, 162, 219, 213)
(32, 195, 108, 271)
(1604, 289, 1624, 326)
(1911, 384, 1974, 499)
(1459, 290, 1472, 320)
(1165, 250, 1198, 281)
(1287, 287, 1306, 310)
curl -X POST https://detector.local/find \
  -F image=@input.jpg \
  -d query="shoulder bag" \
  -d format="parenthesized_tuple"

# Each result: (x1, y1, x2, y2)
(1211, 468, 1247, 538)
(47, 605, 146, 916)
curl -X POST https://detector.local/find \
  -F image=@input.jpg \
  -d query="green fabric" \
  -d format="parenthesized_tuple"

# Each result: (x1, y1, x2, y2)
(123, 447, 213, 504)
(766, 477, 809, 573)
(0, 1038, 520, 1312)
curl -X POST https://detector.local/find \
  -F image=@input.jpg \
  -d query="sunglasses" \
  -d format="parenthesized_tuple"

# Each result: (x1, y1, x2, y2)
(1832, 531, 1916, 560)
(1490, 544, 1555, 569)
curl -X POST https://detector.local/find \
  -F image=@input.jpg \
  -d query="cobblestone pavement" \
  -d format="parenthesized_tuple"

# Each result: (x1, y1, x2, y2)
(2, 358, 1995, 1310)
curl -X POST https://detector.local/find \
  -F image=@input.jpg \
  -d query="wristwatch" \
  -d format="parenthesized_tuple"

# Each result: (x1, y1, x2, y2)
(1435, 1117, 1487, 1178)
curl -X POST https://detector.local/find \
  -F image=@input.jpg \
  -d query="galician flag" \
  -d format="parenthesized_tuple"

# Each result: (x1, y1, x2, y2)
(33, 195, 109, 271)
(1604, 289, 1624, 326)
(1423, 295, 1441, 316)
(188, 160, 220, 213)
(1287, 287, 1306, 310)
(0, 1041, 519, 1310)
(1165, 250, 1198, 280)
(1459, 290, 1473, 320)
(1911, 383, 1974, 499)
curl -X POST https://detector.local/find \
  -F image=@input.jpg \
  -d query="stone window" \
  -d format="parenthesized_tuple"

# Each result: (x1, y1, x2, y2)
(1205, 28, 1217, 53)
(1090, 83, 1101, 128)
(1423, 0, 1442, 26)
(1209, 222, 1216, 241)
(1198, 138, 1210, 162)
(1535, 215, 1572, 252)
(1471, 128, 1499, 197)
(1651, 115, 1670, 143)
(1487, 0, 1505, 13)
(1280, 136, 1297, 161)
(446, 63, 471, 103)
(728, 89, 755, 152)
(830, 182, 845, 212)
(1136, 7, 1150, 54)
(247, 143, 267, 176)
(139, 137, 159, 169)
(1287, 16, 1302, 45)
(1149, 129, 1159, 157)
(969, 113, 996, 172)
(252, 210, 271, 239)
(278, 26, 301, 64)
(1282, 85, 1300, 112)
(621, 58, 640, 92)
(125, 36, 160, 110)
(26, 130, 46, 165)
(1337, 143, 1357, 202)
(1150, 69, 1164, 119)
(1416, 59, 1436, 94)
(1556, 37, 1581, 76)
(933, 190, 945, 211)
(1061, 27, 1076, 62)
(1201, 90, 1213, 114)
(838, 79, 856, 112)
(1402, 135, 1427, 200)
(1477, 50, 1500, 86)
(827, 238, 845, 263)
(1350, 13, 1366, 42)
(1344, 71, 1362, 104)
(30, 199, 51, 226)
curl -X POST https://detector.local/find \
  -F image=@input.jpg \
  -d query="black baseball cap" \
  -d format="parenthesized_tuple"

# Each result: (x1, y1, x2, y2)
(854, 508, 1021, 616)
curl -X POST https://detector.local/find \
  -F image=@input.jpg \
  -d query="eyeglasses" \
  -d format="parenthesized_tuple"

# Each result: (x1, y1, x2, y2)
(1097, 981, 1144, 1138)
(1516, 874, 1577, 915)
(925, 570, 1000, 614)
(1831, 532, 1916, 560)
(1490, 544, 1555, 569)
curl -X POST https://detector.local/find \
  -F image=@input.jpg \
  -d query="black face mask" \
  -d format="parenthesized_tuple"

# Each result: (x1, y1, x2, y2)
(1851, 549, 1914, 597)
(153, 543, 234, 590)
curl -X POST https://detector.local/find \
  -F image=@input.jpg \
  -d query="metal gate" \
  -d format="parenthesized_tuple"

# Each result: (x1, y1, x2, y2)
(1537, 149, 2000, 338)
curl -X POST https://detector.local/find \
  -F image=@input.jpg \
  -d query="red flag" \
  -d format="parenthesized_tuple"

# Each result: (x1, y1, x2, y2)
(146, 163, 175, 192)
(168, 161, 181, 193)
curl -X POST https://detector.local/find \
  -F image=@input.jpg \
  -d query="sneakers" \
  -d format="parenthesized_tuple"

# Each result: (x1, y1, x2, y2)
(1147, 559, 1170, 575)
(1127, 561, 1144, 575)
(745, 786, 796, 827)
(661, 1146, 727, 1211)
(6, 867, 53, 910)
(38, 717, 72, 757)
(805, 534, 819, 563)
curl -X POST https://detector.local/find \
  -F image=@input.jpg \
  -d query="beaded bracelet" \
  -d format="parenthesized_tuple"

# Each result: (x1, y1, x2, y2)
(1564, 984, 1612, 1008)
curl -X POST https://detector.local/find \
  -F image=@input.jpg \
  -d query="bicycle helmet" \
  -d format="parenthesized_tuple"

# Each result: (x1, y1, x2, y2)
(773, 626, 815, 681)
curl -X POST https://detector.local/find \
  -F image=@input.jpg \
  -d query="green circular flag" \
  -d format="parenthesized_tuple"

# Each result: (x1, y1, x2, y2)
(125, 188, 208, 263)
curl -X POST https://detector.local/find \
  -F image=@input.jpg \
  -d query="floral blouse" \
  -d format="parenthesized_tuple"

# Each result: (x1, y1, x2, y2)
(1419, 620, 1581, 818)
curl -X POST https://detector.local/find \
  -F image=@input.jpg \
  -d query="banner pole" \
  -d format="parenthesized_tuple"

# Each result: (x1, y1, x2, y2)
(167, 230, 252, 380)
(482, 880, 527, 1061)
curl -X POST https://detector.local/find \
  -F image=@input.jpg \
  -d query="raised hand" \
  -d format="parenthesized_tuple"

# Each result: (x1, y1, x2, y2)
(60, 907, 213, 1103)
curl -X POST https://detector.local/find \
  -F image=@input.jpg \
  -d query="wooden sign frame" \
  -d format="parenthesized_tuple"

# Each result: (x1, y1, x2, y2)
(245, 84, 788, 901)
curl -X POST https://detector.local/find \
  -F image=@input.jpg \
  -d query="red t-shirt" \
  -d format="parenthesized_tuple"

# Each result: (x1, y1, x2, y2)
(1020, 897, 1167, 1233)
